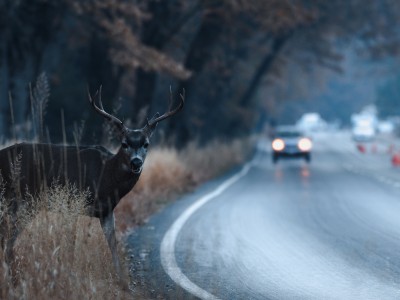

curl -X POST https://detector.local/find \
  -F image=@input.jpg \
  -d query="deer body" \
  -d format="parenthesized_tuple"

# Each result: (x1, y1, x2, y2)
(0, 88, 184, 280)
(0, 143, 138, 219)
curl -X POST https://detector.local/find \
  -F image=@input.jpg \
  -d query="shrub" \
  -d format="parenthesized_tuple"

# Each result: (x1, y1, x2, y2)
(0, 182, 131, 300)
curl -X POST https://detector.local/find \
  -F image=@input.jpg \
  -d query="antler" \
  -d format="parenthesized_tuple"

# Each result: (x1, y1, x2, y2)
(88, 86, 125, 132)
(147, 88, 185, 128)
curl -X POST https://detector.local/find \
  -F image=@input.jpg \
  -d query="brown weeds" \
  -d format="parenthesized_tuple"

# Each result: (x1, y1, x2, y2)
(0, 182, 131, 300)
(182, 139, 249, 182)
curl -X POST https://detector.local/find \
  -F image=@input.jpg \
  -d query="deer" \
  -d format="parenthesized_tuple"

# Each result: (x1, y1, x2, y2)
(0, 88, 184, 281)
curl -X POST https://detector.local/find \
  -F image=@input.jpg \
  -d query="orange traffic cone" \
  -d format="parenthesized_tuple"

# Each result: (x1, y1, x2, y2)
(357, 144, 366, 154)
(391, 153, 400, 167)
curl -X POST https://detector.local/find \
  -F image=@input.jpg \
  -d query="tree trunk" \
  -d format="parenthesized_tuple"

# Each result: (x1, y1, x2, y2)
(167, 15, 225, 145)
(0, 41, 10, 140)
(238, 34, 291, 108)
(132, 0, 200, 128)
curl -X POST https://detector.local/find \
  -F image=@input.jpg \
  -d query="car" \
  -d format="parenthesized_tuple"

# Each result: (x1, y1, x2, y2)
(351, 111, 377, 142)
(271, 126, 312, 164)
(352, 125, 375, 142)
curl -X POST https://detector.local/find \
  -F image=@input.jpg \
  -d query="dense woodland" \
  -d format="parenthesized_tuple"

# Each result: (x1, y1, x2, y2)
(1, 0, 400, 146)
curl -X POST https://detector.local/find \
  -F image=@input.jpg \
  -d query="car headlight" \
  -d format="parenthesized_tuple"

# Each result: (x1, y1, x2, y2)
(272, 139, 285, 151)
(298, 138, 312, 151)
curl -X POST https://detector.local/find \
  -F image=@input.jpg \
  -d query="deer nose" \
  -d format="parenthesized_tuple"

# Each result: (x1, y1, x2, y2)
(130, 157, 143, 170)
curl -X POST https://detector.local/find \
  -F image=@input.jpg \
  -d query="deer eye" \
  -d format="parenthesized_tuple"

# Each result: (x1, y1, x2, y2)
(143, 142, 149, 149)
(121, 142, 128, 149)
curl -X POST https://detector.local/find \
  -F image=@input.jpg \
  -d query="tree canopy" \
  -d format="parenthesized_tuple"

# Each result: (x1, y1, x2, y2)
(1, 0, 400, 144)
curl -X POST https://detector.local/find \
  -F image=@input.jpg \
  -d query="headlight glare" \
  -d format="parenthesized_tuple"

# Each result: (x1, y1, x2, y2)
(298, 138, 312, 151)
(272, 139, 285, 151)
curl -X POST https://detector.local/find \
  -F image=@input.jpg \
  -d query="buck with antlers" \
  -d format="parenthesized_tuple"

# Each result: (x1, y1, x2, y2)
(0, 88, 184, 277)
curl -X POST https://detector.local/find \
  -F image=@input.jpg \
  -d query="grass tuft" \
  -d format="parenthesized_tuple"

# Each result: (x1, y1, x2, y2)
(0, 182, 131, 300)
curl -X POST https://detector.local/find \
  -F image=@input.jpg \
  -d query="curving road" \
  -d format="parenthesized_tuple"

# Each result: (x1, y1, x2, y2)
(128, 132, 400, 299)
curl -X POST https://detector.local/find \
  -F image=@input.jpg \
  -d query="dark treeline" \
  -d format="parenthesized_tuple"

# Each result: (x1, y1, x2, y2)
(1, 0, 400, 146)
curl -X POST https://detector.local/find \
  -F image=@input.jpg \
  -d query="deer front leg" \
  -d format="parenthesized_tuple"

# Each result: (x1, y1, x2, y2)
(100, 212, 122, 276)
(1, 213, 20, 286)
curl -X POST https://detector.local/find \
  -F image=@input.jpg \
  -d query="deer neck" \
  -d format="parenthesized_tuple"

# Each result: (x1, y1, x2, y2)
(105, 151, 140, 196)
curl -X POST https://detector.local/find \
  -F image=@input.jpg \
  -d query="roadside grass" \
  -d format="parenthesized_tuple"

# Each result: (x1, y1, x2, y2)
(0, 182, 132, 299)
(0, 137, 253, 299)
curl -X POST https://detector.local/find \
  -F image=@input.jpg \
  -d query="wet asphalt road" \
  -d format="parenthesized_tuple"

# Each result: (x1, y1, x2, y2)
(128, 132, 400, 299)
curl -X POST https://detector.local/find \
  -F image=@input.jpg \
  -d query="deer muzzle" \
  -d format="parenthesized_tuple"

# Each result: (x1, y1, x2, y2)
(130, 157, 143, 174)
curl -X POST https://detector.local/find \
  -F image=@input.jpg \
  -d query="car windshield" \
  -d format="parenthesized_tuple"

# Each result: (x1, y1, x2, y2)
(276, 131, 301, 138)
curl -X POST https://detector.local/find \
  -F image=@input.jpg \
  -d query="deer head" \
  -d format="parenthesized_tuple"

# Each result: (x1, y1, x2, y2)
(88, 88, 185, 174)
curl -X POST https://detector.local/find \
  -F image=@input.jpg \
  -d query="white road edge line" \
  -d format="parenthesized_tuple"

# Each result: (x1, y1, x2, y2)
(160, 161, 254, 300)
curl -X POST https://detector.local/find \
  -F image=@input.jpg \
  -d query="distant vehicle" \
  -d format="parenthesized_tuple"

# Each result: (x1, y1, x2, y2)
(351, 113, 376, 142)
(296, 113, 327, 133)
(271, 126, 312, 164)
(352, 125, 375, 142)
(377, 120, 394, 134)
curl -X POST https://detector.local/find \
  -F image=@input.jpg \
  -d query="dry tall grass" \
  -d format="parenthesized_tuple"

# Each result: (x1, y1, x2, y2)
(0, 182, 131, 299)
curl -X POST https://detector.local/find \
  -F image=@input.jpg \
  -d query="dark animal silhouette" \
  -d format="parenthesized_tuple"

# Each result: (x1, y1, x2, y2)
(0, 88, 184, 277)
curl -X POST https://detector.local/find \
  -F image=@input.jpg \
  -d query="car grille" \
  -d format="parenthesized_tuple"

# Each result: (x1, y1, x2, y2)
(284, 145, 299, 153)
